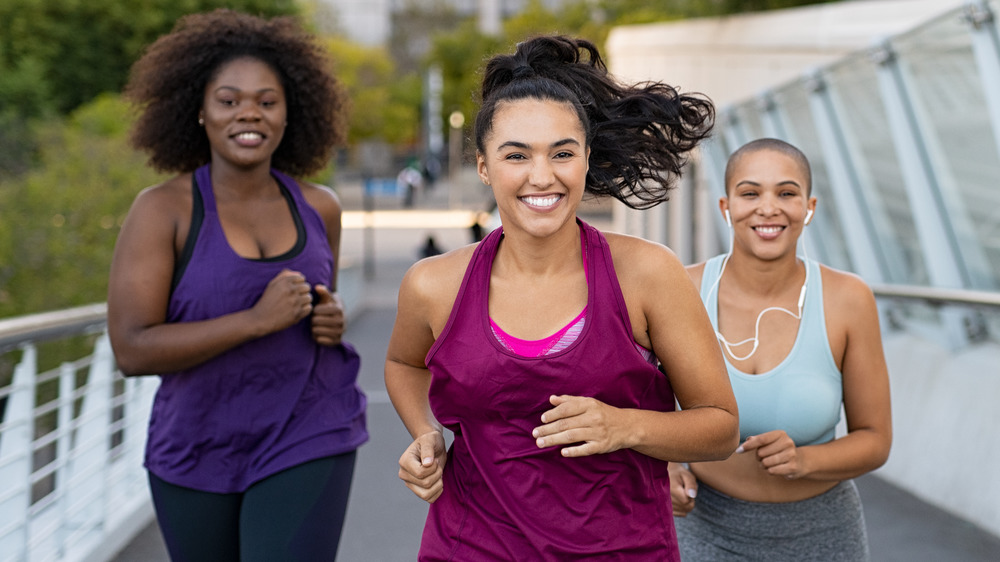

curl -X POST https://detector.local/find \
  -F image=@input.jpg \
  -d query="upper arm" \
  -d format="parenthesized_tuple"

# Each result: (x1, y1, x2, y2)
(610, 236, 735, 415)
(301, 182, 343, 290)
(107, 181, 186, 347)
(825, 268, 892, 441)
(386, 248, 472, 370)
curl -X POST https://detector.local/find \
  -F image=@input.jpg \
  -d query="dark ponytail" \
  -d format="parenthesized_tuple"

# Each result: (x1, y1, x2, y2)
(474, 35, 714, 209)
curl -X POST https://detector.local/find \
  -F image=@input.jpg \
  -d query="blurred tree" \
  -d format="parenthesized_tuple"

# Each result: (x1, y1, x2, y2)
(0, 0, 299, 180)
(0, 94, 163, 318)
(324, 37, 421, 146)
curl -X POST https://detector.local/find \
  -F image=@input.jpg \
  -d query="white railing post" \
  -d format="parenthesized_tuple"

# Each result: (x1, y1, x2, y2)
(0, 345, 37, 561)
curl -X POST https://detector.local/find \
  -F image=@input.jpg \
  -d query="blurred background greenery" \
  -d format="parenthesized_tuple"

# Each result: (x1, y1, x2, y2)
(0, 0, 832, 319)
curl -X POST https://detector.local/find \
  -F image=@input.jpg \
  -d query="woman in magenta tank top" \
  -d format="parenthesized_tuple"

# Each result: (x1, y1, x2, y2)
(385, 36, 739, 560)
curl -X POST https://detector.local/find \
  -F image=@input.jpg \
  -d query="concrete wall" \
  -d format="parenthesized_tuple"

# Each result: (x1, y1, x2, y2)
(880, 331, 1000, 537)
(605, 0, 966, 107)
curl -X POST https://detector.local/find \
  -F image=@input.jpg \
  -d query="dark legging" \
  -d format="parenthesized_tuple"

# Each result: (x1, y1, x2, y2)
(148, 451, 357, 562)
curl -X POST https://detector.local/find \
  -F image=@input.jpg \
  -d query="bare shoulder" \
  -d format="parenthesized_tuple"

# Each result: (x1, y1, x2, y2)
(819, 264, 876, 305)
(298, 180, 342, 219)
(125, 174, 191, 228)
(603, 231, 685, 279)
(686, 262, 707, 287)
(401, 243, 477, 306)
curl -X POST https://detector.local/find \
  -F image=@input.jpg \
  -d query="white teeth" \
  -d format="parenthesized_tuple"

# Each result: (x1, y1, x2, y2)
(522, 195, 560, 207)
(755, 226, 782, 234)
(235, 132, 262, 141)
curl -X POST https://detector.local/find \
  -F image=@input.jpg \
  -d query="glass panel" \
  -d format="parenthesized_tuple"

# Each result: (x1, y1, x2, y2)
(892, 10, 1000, 289)
(825, 54, 929, 284)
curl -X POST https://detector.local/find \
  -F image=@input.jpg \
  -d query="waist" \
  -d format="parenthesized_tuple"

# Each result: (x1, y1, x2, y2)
(691, 450, 839, 503)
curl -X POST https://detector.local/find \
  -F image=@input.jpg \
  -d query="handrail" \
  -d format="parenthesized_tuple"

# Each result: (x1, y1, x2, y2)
(870, 284, 1000, 309)
(0, 303, 108, 354)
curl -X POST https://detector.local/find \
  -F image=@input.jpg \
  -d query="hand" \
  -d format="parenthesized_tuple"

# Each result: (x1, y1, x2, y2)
(531, 395, 627, 458)
(251, 270, 313, 335)
(311, 285, 345, 346)
(398, 430, 448, 503)
(668, 463, 698, 517)
(738, 430, 806, 479)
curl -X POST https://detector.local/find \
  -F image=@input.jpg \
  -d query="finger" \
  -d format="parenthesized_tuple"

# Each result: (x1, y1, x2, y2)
(313, 284, 334, 304)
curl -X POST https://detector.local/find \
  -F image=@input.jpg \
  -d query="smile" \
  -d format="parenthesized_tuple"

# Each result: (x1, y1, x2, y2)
(232, 132, 264, 145)
(520, 194, 562, 208)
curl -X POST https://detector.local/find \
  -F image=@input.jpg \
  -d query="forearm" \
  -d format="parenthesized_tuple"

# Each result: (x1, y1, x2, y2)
(627, 405, 739, 463)
(111, 309, 268, 376)
(385, 359, 442, 439)
(800, 429, 891, 481)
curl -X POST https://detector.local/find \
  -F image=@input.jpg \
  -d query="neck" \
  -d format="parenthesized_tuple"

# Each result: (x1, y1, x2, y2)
(723, 251, 804, 298)
(209, 160, 277, 201)
(495, 218, 581, 277)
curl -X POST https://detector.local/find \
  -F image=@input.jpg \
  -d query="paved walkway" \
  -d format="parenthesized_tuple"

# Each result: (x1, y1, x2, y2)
(111, 175, 1000, 561)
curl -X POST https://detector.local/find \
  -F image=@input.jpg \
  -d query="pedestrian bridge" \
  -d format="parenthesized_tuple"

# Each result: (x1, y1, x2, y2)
(3, 1, 1000, 560)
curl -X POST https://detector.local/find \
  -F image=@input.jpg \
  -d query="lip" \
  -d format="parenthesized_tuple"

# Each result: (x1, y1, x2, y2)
(751, 224, 786, 240)
(230, 130, 266, 147)
(519, 193, 564, 211)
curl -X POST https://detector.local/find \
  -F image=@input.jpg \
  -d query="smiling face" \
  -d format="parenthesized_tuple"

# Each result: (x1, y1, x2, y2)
(200, 56, 287, 171)
(476, 98, 589, 240)
(721, 148, 816, 261)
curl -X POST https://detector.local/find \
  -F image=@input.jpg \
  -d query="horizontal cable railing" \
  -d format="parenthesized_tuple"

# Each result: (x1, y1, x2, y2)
(871, 284, 1000, 309)
(0, 304, 157, 562)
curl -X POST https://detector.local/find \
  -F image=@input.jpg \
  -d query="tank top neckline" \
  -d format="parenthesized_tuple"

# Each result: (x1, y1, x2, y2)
(488, 224, 589, 355)
(195, 164, 308, 264)
(709, 256, 815, 379)
(480, 219, 596, 361)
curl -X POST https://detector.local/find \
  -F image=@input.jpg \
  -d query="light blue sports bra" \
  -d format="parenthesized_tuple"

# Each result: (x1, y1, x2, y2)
(700, 255, 842, 447)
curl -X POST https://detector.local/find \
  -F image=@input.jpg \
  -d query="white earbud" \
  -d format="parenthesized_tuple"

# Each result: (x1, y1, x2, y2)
(804, 209, 814, 225)
(724, 209, 732, 228)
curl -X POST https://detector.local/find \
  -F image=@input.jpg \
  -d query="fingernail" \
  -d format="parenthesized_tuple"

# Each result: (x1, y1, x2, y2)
(422, 457, 433, 465)
(735, 445, 744, 454)
(532, 429, 539, 438)
(686, 489, 697, 499)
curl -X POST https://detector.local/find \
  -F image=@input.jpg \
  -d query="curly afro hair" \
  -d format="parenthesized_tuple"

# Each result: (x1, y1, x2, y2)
(125, 9, 347, 177)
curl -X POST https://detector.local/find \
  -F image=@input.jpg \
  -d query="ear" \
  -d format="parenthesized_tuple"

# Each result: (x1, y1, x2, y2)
(476, 152, 490, 186)
(718, 197, 731, 228)
(805, 196, 818, 225)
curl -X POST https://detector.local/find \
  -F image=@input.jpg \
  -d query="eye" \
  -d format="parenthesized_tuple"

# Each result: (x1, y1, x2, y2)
(504, 152, 527, 161)
(553, 150, 575, 159)
(218, 98, 237, 107)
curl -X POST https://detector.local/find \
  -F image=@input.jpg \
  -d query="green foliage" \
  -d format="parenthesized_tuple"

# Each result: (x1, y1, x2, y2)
(0, 0, 300, 116)
(325, 37, 422, 146)
(0, 95, 164, 318)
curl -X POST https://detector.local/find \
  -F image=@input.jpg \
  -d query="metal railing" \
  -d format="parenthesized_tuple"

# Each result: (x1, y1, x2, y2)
(0, 306, 157, 562)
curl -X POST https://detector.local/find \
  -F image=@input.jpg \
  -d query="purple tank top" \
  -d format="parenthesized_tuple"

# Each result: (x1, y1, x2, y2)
(421, 220, 679, 561)
(145, 164, 368, 493)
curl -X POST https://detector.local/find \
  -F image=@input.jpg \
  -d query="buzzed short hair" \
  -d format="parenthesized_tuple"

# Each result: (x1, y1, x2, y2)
(724, 138, 812, 195)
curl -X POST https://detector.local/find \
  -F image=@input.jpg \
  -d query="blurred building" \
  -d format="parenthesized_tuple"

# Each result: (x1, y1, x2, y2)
(320, 0, 574, 45)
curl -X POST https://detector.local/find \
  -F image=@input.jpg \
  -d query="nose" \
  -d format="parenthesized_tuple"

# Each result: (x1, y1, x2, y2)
(756, 193, 779, 216)
(237, 104, 261, 122)
(528, 157, 555, 188)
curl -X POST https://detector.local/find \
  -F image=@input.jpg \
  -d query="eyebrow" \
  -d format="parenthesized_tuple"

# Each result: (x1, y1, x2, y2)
(213, 86, 281, 94)
(734, 179, 803, 189)
(497, 138, 581, 151)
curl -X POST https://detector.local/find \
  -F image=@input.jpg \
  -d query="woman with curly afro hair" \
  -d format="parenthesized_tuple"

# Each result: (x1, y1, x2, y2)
(108, 9, 367, 560)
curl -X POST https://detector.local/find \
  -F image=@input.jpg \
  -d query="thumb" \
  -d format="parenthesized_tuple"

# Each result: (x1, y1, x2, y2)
(313, 284, 334, 304)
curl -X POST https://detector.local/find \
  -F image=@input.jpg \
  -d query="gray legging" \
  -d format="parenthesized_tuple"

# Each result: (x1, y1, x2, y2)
(148, 451, 357, 562)
(674, 479, 870, 562)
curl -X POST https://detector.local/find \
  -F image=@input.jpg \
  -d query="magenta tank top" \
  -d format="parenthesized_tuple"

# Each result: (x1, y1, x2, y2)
(145, 164, 368, 493)
(421, 219, 679, 561)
